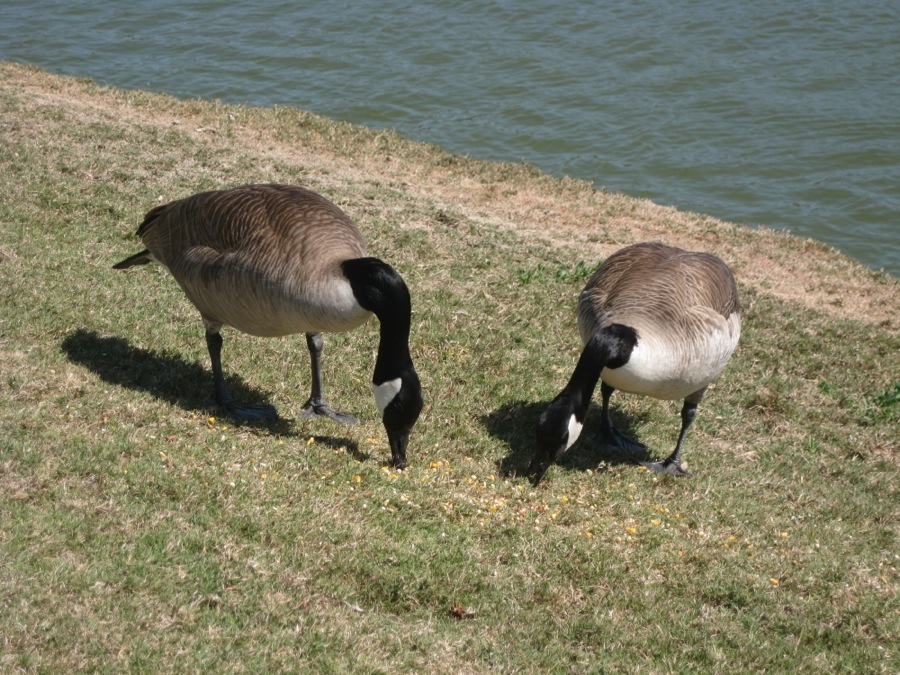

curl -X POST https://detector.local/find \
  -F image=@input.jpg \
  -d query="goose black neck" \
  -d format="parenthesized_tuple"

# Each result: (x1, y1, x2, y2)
(560, 324, 638, 416)
(342, 257, 415, 383)
(559, 337, 605, 418)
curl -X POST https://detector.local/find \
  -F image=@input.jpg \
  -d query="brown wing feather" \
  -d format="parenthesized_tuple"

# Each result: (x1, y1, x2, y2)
(127, 184, 371, 336)
(135, 184, 367, 268)
(579, 242, 739, 342)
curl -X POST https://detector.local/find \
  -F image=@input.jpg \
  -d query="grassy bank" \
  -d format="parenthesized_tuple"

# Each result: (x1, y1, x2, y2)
(1, 62, 897, 673)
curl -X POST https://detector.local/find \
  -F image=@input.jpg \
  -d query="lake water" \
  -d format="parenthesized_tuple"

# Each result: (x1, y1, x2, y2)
(3, 0, 898, 275)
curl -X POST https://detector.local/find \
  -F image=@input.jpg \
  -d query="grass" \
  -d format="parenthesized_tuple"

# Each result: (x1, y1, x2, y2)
(1, 62, 898, 673)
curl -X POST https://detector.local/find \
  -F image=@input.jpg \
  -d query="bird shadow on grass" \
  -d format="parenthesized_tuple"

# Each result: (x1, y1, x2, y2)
(60, 328, 362, 453)
(482, 400, 650, 480)
(305, 435, 370, 464)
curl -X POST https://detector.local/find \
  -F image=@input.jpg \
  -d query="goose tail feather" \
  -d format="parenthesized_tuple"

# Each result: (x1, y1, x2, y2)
(113, 249, 153, 269)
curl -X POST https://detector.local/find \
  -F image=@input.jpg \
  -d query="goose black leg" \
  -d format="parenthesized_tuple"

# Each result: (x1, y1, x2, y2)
(206, 330, 278, 421)
(598, 382, 646, 453)
(299, 332, 357, 425)
(641, 400, 696, 477)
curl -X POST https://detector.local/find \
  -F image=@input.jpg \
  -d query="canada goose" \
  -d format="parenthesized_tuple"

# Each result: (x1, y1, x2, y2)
(528, 242, 740, 485)
(113, 184, 423, 468)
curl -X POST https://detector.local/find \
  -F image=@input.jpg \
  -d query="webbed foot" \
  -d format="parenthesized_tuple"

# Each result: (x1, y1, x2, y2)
(300, 398, 358, 425)
(641, 459, 692, 477)
(223, 401, 279, 422)
(600, 425, 647, 454)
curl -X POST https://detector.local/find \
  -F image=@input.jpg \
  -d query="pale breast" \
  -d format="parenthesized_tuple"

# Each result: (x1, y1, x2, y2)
(175, 251, 372, 336)
(600, 310, 741, 400)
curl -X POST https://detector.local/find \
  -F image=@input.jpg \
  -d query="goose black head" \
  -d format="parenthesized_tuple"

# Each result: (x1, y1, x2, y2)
(343, 257, 423, 469)
(528, 394, 584, 486)
(527, 325, 637, 486)
(373, 366, 423, 470)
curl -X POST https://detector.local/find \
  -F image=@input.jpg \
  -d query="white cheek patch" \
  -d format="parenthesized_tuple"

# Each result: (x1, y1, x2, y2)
(565, 414, 583, 451)
(372, 378, 403, 415)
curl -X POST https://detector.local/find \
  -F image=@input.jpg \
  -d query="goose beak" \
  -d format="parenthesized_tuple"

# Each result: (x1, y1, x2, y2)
(527, 458, 551, 487)
(387, 427, 410, 470)
(527, 438, 567, 486)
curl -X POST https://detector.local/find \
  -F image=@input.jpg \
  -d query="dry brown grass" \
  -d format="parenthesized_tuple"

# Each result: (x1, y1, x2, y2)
(4, 61, 895, 331)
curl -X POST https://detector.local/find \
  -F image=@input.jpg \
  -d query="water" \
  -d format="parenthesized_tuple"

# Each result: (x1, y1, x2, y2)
(3, 0, 898, 275)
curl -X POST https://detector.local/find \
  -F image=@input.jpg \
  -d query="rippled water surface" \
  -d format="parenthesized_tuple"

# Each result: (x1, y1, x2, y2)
(3, 1, 898, 274)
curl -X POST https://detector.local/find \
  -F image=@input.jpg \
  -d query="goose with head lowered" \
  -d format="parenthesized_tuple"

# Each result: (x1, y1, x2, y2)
(114, 183, 423, 468)
(528, 242, 740, 485)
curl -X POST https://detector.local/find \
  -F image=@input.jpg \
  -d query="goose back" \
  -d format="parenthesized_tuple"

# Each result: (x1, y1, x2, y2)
(136, 184, 371, 337)
(578, 243, 740, 401)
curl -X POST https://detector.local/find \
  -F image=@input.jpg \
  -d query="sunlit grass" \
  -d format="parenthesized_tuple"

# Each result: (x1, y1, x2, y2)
(1, 63, 897, 673)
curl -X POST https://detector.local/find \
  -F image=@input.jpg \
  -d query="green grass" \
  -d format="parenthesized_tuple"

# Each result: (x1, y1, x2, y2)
(1, 63, 898, 673)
